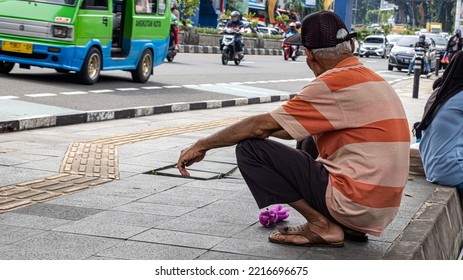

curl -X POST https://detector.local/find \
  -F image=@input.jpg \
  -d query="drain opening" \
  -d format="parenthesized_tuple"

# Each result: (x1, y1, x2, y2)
(145, 160, 238, 180)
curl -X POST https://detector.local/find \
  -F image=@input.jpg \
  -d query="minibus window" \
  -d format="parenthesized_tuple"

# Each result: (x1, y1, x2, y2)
(135, 0, 156, 14)
(158, 0, 166, 15)
(81, 0, 108, 10)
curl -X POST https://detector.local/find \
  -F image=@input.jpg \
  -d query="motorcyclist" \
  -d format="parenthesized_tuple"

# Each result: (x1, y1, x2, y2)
(295, 21, 302, 33)
(284, 22, 299, 58)
(284, 22, 298, 38)
(223, 11, 244, 59)
(407, 34, 431, 77)
(446, 29, 462, 62)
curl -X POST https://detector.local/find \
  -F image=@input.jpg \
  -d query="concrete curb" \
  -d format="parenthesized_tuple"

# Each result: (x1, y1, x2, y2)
(383, 186, 463, 260)
(0, 94, 295, 133)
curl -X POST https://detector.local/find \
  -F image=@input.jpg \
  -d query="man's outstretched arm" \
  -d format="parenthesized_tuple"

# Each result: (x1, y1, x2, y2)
(177, 113, 282, 176)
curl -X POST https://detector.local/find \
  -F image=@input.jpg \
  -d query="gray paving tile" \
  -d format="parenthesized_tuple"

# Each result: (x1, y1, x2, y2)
(181, 179, 247, 192)
(0, 232, 120, 260)
(0, 225, 44, 245)
(187, 201, 260, 224)
(13, 203, 103, 221)
(114, 202, 196, 217)
(48, 193, 134, 210)
(138, 186, 235, 207)
(0, 153, 54, 166)
(130, 228, 226, 249)
(297, 240, 391, 260)
(52, 219, 149, 239)
(14, 158, 62, 173)
(212, 238, 307, 259)
(0, 212, 72, 230)
(95, 240, 206, 260)
(79, 210, 174, 228)
(155, 168, 222, 180)
(80, 173, 189, 199)
(155, 216, 250, 237)
(196, 251, 268, 260)
(0, 167, 55, 187)
(185, 160, 237, 174)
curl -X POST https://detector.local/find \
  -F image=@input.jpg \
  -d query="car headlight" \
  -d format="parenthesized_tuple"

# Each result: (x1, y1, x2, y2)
(391, 49, 398, 56)
(52, 25, 72, 39)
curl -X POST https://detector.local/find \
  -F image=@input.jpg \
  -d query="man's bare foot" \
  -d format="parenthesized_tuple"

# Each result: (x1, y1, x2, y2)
(269, 222, 344, 247)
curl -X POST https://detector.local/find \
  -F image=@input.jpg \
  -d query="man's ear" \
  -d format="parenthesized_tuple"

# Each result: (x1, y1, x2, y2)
(304, 48, 315, 62)
(350, 40, 355, 53)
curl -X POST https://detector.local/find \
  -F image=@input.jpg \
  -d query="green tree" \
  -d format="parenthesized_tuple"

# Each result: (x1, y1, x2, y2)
(283, 0, 305, 18)
(175, 0, 200, 26)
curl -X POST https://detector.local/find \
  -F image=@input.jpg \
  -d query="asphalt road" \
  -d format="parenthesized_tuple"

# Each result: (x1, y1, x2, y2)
(0, 53, 408, 112)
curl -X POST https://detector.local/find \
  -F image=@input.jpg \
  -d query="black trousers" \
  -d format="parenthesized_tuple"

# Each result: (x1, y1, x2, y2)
(235, 138, 334, 221)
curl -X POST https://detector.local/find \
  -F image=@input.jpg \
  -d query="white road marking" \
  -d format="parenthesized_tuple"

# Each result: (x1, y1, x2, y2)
(141, 86, 163, 90)
(163, 85, 182, 89)
(60, 91, 88, 95)
(89, 89, 115, 93)
(115, 88, 139, 91)
(24, 93, 57, 97)
(0, 96, 19, 99)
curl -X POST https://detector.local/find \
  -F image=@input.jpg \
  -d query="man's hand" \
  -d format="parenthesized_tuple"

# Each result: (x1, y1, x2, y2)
(177, 143, 206, 177)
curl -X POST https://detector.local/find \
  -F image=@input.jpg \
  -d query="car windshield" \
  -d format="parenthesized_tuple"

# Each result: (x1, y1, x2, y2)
(428, 36, 447, 45)
(387, 35, 401, 43)
(397, 36, 418, 47)
(21, 0, 77, 5)
(364, 37, 384, 44)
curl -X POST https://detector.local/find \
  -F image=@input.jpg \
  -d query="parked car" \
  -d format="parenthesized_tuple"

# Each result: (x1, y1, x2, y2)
(385, 34, 402, 57)
(256, 27, 280, 36)
(359, 35, 389, 58)
(388, 35, 437, 71)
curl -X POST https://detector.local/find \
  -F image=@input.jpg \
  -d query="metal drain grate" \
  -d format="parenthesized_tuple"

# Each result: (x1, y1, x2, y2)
(146, 160, 238, 180)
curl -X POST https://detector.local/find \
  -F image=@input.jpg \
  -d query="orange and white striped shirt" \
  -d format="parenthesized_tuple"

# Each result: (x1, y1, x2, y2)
(270, 56, 410, 236)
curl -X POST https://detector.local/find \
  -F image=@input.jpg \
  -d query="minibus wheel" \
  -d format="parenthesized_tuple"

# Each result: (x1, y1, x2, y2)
(77, 47, 101, 85)
(132, 49, 153, 83)
(0, 61, 15, 74)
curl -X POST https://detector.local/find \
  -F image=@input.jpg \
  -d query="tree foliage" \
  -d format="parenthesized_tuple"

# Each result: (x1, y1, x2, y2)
(175, 0, 200, 26)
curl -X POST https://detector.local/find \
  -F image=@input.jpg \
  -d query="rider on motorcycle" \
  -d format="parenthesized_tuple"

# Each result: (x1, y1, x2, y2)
(284, 22, 299, 58)
(223, 11, 244, 59)
(407, 34, 431, 77)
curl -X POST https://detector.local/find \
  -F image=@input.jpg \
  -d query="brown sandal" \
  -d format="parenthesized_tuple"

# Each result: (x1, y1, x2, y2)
(268, 224, 344, 248)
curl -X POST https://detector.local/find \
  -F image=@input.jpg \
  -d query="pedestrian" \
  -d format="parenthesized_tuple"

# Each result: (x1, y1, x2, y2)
(446, 29, 463, 62)
(170, 3, 180, 50)
(177, 11, 410, 247)
(417, 51, 463, 196)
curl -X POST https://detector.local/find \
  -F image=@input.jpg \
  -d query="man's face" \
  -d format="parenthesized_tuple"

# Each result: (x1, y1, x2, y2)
(231, 16, 238, 22)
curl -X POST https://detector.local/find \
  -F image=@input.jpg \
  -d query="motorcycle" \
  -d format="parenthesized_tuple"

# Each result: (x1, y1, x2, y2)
(166, 26, 177, 62)
(282, 42, 298, 61)
(412, 47, 431, 78)
(220, 28, 244, 65)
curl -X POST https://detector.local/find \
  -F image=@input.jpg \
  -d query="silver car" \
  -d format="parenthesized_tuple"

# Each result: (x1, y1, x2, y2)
(359, 35, 389, 58)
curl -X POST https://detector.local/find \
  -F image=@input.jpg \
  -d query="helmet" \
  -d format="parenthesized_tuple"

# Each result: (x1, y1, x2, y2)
(419, 34, 425, 42)
(456, 29, 461, 36)
(230, 11, 240, 22)
(295, 21, 301, 28)
(289, 22, 296, 30)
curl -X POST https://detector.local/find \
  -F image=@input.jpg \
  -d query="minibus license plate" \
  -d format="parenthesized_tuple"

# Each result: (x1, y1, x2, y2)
(2, 41, 33, 54)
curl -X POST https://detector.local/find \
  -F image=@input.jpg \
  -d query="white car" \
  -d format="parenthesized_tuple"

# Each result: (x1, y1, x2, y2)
(256, 27, 280, 36)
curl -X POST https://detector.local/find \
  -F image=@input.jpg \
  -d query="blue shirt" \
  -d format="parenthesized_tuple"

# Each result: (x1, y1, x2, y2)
(285, 29, 298, 38)
(420, 90, 463, 186)
(225, 20, 244, 30)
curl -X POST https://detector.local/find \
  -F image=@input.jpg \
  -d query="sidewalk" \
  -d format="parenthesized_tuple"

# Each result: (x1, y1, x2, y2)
(0, 78, 461, 260)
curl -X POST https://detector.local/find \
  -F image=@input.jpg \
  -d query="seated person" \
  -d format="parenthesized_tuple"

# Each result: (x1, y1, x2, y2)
(418, 51, 463, 196)
(407, 34, 431, 77)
